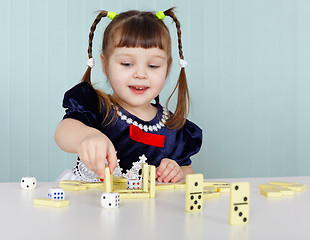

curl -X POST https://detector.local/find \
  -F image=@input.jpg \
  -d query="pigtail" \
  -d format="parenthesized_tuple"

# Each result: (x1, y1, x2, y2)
(81, 10, 118, 126)
(82, 10, 108, 84)
(164, 8, 190, 129)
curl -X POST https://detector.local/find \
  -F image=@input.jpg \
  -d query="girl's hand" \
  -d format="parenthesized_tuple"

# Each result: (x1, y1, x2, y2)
(156, 158, 183, 183)
(77, 131, 117, 179)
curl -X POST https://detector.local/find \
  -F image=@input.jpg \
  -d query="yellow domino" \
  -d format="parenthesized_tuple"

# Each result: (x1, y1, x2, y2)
(174, 182, 185, 189)
(33, 198, 70, 207)
(229, 182, 250, 225)
(59, 182, 87, 191)
(80, 181, 104, 188)
(217, 185, 230, 193)
(113, 176, 127, 183)
(272, 186, 294, 196)
(259, 184, 277, 189)
(155, 183, 175, 191)
(59, 180, 81, 184)
(119, 192, 150, 199)
(269, 181, 297, 187)
(185, 174, 204, 212)
(260, 188, 282, 197)
(204, 181, 229, 187)
(142, 163, 149, 192)
(287, 184, 306, 192)
(115, 189, 144, 193)
(203, 182, 230, 193)
(104, 166, 113, 193)
(113, 183, 127, 190)
(149, 165, 156, 198)
(204, 186, 217, 191)
(203, 190, 221, 199)
(259, 184, 294, 196)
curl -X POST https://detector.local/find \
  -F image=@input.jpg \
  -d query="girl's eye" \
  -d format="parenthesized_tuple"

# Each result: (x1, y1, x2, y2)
(149, 64, 159, 69)
(121, 62, 132, 67)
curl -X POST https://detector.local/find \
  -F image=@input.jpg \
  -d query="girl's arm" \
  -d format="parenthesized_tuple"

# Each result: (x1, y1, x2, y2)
(54, 118, 117, 178)
(156, 158, 194, 183)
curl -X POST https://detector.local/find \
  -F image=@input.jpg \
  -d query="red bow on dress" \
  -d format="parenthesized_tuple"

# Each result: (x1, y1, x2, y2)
(129, 124, 165, 148)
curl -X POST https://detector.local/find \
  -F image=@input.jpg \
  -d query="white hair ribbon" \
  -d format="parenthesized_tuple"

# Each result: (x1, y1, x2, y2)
(179, 59, 188, 68)
(87, 58, 95, 68)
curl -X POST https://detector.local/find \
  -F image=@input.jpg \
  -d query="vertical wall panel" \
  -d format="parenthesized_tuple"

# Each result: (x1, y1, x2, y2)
(29, 0, 49, 181)
(220, 0, 239, 177)
(0, 1, 11, 181)
(10, 0, 30, 180)
(235, 0, 254, 177)
(297, 0, 310, 176)
(203, 1, 223, 178)
(65, 0, 88, 169)
(47, 0, 67, 181)
(251, 0, 273, 177)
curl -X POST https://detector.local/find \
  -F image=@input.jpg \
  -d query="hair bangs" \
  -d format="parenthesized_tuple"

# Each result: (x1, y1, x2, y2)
(114, 17, 169, 50)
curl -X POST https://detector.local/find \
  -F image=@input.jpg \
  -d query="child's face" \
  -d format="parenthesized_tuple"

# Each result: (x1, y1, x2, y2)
(102, 47, 168, 110)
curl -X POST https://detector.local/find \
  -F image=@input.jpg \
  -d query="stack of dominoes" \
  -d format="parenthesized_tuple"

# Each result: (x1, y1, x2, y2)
(260, 181, 306, 197)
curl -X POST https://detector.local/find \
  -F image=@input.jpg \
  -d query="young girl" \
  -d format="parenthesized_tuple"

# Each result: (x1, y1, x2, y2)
(54, 8, 202, 183)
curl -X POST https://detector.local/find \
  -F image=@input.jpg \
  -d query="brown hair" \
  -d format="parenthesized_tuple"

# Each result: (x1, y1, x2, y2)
(82, 8, 189, 129)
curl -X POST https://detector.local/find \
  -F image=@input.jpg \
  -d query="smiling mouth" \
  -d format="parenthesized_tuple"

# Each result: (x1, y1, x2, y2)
(129, 85, 149, 94)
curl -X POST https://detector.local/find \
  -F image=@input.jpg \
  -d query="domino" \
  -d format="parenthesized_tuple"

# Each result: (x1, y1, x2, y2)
(185, 174, 203, 213)
(148, 165, 156, 198)
(267, 181, 306, 192)
(203, 181, 229, 187)
(203, 188, 221, 199)
(119, 191, 150, 199)
(259, 184, 277, 189)
(287, 184, 306, 192)
(271, 186, 294, 196)
(80, 181, 104, 188)
(217, 185, 230, 193)
(173, 182, 185, 189)
(155, 183, 175, 191)
(113, 183, 127, 191)
(203, 182, 230, 193)
(58, 180, 80, 184)
(33, 198, 69, 207)
(142, 163, 149, 192)
(268, 181, 297, 187)
(104, 166, 113, 193)
(259, 183, 302, 197)
(116, 189, 144, 193)
(59, 182, 87, 191)
(260, 188, 282, 197)
(113, 176, 128, 183)
(229, 182, 250, 225)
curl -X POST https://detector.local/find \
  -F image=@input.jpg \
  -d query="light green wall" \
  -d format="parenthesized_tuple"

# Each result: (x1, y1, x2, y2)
(1, 0, 310, 182)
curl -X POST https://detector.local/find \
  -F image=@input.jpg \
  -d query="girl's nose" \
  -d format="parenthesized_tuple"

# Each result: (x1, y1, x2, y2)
(133, 66, 147, 80)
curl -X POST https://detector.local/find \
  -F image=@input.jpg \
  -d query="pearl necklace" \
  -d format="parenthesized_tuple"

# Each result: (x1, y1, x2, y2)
(116, 107, 169, 132)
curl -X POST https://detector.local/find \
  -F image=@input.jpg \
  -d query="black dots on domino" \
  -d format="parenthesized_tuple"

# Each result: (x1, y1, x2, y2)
(235, 184, 248, 203)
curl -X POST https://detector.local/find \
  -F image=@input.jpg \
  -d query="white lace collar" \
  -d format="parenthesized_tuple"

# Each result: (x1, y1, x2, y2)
(116, 106, 169, 132)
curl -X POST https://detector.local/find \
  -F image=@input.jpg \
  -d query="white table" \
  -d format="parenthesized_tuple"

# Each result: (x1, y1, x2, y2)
(1, 176, 309, 240)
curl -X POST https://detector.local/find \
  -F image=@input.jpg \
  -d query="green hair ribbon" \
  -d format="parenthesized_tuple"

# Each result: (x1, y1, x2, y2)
(156, 11, 165, 20)
(107, 11, 117, 20)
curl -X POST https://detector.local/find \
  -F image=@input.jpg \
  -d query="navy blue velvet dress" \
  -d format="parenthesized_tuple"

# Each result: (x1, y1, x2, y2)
(62, 82, 202, 181)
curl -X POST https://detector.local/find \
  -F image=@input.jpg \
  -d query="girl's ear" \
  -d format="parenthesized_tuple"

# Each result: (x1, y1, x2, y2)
(100, 53, 107, 75)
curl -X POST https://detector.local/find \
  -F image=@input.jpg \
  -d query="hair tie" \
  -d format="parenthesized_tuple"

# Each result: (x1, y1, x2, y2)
(156, 11, 165, 20)
(107, 11, 117, 20)
(179, 59, 187, 68)
(87, 58, 95, 68)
